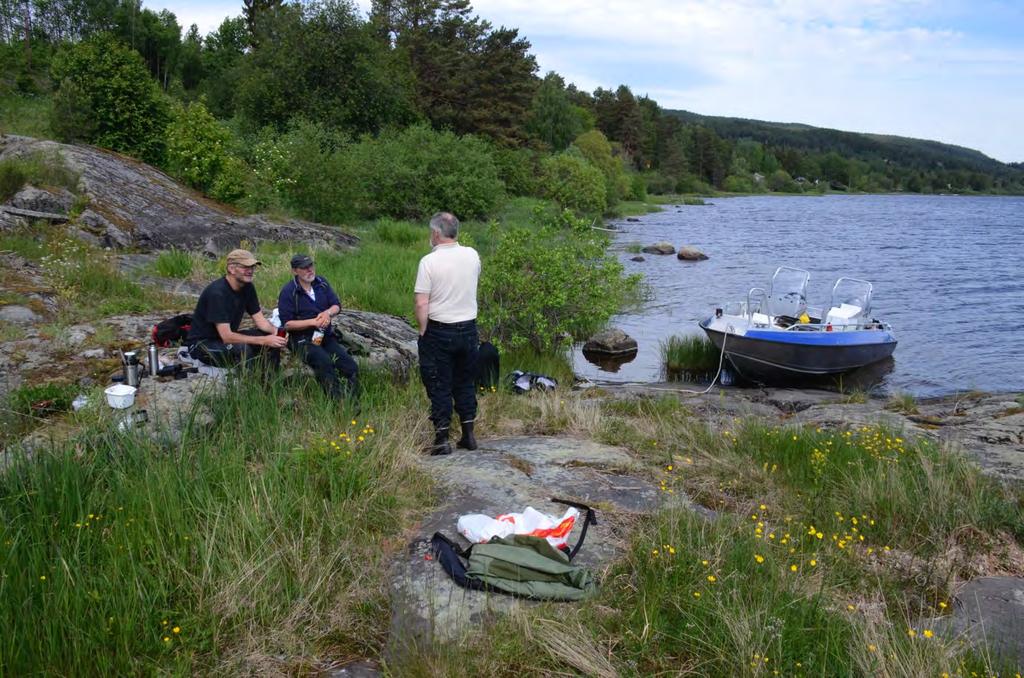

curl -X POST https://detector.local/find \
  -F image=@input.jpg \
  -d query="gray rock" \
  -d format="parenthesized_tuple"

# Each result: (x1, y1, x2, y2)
(336, 309, 418, 378)
(677, 246, 709, 261)
(630, 255, 645, 262)
(927, 577, 1024, 666)
(79, 348, 106, 359)
(386, 436, 701, 664)
(583, 327, 638, 355)
(626, 217, 640, 222)
(0, 304, 41, 324)
(0, 135, 359, 253)
(131, 373, 222, 444)
(77, 209, 132, 248)
(9, 185, 75, 214)
(641, 241, 675, 255)
(0, 210, 28, 231)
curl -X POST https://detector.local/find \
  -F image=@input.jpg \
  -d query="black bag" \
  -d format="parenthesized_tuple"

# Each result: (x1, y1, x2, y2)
(152, 313, 193, 347)
(476, 341, 500, 388)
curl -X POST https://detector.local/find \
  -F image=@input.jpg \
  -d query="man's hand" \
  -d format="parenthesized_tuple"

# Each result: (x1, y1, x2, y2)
(263, 334, 288, 349)
(314, 310, 332, 329)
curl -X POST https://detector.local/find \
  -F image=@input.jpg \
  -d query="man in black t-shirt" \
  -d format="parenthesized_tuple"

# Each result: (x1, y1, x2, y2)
(186, 249, 287, 368)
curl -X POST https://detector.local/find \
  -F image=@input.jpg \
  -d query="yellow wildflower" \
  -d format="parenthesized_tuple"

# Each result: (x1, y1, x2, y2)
(923, 629, 933, 639)
(754, 554, 765, 563)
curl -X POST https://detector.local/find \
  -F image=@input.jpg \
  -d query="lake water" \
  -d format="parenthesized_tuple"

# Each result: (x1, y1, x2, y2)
(571, 195, 1024, 397)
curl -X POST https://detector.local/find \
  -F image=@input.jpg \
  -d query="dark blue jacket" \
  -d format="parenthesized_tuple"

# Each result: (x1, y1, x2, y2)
(277, 276, 341, 340)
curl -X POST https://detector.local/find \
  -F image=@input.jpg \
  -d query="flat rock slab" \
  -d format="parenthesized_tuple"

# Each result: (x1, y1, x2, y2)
(386, 436, 697, 660)
(927, 577, 1024, 667)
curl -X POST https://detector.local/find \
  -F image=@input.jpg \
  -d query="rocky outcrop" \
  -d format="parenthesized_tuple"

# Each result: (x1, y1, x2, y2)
(676, 246, 708, 261)
(0, 135, 358, 255)
(582, 328, 638, 356)
(9, 185, 75, 214)
(641, 241, 675, 255)
(926, 577, 1024, 667)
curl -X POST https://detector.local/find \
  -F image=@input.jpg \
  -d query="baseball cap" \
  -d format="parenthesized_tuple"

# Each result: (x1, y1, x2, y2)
(226, 249, 261, 267)
(290, 253, 314, 269)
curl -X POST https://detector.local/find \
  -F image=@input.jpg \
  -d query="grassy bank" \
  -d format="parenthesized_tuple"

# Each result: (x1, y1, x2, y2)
(3, 195, 1023, 674)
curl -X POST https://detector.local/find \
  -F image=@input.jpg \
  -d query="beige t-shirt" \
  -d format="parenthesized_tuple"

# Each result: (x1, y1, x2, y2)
(414, 242, 481, 323)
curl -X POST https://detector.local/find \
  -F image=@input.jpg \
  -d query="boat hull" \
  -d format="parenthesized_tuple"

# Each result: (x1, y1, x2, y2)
(700, 319, 897, 383)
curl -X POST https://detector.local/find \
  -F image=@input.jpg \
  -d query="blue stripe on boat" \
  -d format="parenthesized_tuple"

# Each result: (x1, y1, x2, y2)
(743, 329, 896, 346)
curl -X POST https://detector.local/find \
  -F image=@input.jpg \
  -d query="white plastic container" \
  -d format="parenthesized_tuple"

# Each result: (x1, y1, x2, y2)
(104, 384, 137, 409)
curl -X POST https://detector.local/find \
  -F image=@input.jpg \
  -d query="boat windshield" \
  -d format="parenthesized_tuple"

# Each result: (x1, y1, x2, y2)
(768, 267, 810, 318)
(831, 278, 872, 315)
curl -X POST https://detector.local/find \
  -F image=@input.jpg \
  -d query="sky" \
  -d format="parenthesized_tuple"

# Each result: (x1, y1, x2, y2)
(155, 0, 1024, 163)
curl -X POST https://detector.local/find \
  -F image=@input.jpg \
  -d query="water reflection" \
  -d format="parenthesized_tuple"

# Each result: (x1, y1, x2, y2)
(581, 348, 638, 373)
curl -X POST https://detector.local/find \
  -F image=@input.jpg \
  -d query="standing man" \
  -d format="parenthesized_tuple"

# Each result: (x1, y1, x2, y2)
(277, 253, 359, 401)
(414, 212, 481, 455)
(186, 249, 287, 369)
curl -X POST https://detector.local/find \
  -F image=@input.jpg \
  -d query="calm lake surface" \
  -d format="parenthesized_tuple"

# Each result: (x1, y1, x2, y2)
(571, 195, 1024, 397)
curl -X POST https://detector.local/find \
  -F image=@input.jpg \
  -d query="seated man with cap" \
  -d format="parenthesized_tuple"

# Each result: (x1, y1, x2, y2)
(277, 253, 359, 401)
(186, 249, 287, 368)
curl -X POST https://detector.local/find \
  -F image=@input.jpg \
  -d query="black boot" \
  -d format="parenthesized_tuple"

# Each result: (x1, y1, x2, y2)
(457, 421, 477, 451)
(429, 427, 452, 456)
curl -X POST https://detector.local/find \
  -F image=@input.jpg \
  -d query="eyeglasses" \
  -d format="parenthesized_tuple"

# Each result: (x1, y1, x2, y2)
(296, 264, 315, 271)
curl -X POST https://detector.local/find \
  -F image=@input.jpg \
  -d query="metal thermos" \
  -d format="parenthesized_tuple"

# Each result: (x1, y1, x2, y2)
(147, 343, 160, 376)
(123, 351, 141, 387)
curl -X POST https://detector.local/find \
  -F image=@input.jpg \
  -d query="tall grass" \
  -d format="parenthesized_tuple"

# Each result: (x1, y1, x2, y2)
(0, 150, 79, 202)
(0, 93, 55, 141)
(153, 249, 195, 279)
(0, 369, 431, 674)
(661, 333, 721, 380)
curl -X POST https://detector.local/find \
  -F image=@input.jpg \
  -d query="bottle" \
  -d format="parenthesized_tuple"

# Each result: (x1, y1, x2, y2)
(312, 328, 324, 346)
(147, 343, 160, 376)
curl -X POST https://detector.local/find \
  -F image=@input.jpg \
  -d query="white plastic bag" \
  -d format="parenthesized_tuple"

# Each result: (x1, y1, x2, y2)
(457, 506, 580, 548)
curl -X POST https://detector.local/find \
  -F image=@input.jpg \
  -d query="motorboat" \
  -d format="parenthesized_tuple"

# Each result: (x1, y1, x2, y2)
(699, 267, 897, 383)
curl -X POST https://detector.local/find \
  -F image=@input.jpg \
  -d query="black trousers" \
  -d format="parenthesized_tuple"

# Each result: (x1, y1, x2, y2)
(189, 329, 281, 370)
(291, 331, 359, 400)
(418, 319, 479, 432)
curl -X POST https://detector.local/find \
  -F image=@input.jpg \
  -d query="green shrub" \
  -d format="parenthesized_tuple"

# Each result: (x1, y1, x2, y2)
(209, 155, 252, 204)
(492, 145, 541, 197)
(50, 35, 170, 164)
(479, 208, 641, 351)
(164, 100, 234, 193)
(641, 171, 677, 195)
(572, 129, 628, 209)
(346, 124, 504, 220)
(628, 174, 647, 201)
(676, 172, 712, 194)
(723, 174, 755, 192)
(49, 78, 96, 142)
(539, 150, 606, 215)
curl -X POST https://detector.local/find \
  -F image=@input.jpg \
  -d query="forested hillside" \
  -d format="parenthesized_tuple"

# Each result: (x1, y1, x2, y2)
(668, 109, 1022, 193)
(1, 0, 1021, 218)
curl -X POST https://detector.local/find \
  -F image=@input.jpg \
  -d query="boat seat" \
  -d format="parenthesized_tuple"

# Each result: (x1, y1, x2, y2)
(751, 312, 771, 326)
(825, 303, 864, 327)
